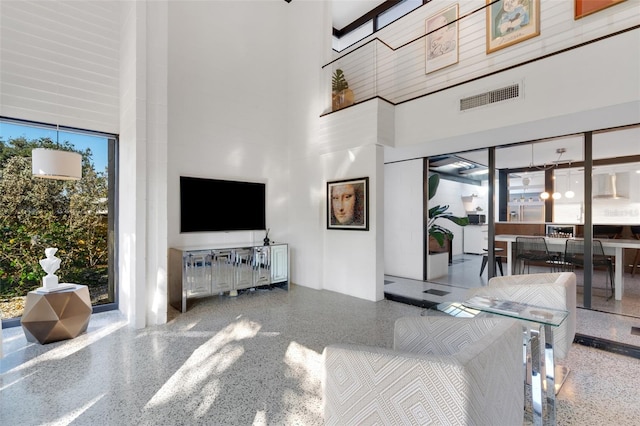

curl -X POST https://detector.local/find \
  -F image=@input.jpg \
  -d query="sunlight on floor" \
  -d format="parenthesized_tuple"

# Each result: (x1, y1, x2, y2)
(285, 341, 322, 394)
(2, 318, 128, 375)
(144, 318, 261, 416)
(54, 393, 105, 425)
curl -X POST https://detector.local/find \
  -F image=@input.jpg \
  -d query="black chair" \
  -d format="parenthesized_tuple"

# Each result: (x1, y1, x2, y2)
(514, 236, 559, 274)
(479, 248, 505, 276)
(564, 239, 614, 300)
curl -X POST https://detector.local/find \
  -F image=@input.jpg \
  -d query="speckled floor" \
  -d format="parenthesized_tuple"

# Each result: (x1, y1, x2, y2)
(1, 284, 640, 425)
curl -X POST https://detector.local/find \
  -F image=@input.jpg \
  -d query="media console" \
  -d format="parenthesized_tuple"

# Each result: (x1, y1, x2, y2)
(169, 243, 289, 313)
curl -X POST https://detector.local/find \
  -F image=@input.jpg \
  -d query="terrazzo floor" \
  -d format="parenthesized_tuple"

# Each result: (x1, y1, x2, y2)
(2, 284, 640, 425)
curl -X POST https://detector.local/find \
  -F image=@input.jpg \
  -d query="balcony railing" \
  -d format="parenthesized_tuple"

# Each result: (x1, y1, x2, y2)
(321, 1, 638, 115)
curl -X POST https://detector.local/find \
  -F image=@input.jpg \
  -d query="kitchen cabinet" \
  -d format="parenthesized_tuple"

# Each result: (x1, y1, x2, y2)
(464, 225, 488, 255)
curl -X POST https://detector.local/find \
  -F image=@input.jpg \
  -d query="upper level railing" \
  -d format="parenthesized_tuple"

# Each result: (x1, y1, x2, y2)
(321, 0, 639, 115)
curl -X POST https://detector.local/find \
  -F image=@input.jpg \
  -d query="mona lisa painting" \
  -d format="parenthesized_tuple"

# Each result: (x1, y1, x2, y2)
(327, 177, 369, 231)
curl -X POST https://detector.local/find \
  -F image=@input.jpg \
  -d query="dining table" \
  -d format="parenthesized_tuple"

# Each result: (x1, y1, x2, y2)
(494, 235, 640, 300)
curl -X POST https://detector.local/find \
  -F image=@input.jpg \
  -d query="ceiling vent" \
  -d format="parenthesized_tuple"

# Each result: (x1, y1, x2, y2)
(460, 83, 521, 111)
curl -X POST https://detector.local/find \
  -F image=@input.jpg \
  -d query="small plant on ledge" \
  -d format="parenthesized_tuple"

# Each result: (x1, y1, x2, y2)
(331, 68, 354, 111)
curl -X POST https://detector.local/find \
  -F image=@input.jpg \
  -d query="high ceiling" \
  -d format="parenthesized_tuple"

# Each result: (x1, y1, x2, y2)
(332, 0, 386, 30)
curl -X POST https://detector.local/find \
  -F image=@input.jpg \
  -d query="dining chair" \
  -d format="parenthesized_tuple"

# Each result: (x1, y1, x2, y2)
(479, 247, 505, 276)
(564, 239, 614, 299)
(515, 236, 560, 274)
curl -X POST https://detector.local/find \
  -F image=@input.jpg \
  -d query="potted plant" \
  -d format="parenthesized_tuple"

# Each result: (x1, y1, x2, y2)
(427, 173, 469, 278)
(428, 173, 470, 247)
(332, 68, 354, 111)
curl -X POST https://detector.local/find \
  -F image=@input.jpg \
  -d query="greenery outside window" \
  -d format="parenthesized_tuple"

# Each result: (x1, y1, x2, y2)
(0, 118, 118, 326)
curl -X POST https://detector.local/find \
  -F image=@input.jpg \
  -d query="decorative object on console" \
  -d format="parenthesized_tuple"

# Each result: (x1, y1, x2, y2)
(574, 0, 626, 19)
(327, 177, 369, 231)
(425, 4, 459, 74)
(331, 68, 354, 111)
(486, 0, 540, 54)
(263, 228, 270, 246)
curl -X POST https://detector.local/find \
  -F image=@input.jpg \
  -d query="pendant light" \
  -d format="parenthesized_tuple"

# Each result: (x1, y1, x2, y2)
(564, 168, 575, 199)
(32, 126, 82, 180)
(32, 149, 82, 180)
(531, 145, 566, 201)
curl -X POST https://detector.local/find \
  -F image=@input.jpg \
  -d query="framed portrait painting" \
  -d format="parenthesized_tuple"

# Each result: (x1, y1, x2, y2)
(486, 0, 540, 54)
(327, 177, 369, 231)
(574, 0, 626, 19)
(425, 4, 459, 74)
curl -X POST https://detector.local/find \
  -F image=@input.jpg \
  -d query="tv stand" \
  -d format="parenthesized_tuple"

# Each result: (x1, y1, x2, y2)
(169, 243, 288, 313)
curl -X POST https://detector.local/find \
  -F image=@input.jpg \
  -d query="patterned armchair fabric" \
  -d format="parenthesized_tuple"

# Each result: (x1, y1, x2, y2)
(469, 272, 576, 359)
(322, 316, 523, 426)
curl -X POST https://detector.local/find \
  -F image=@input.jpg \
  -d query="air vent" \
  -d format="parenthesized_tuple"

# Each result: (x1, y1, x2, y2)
(460, 83, 521, 111)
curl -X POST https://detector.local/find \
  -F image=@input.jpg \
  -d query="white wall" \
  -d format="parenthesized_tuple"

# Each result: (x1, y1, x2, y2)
(166, 1, 291, 253)
(384, 159, 423, 280)
(390, 29, 640, 160)
(118, 0, 148, 328)
(0, 1, 120, 133)
(145, 2, 169, 326)
(322, 144, 383, 302)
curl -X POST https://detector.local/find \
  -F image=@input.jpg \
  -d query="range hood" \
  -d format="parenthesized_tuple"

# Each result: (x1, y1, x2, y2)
(593, 172, 629, 199)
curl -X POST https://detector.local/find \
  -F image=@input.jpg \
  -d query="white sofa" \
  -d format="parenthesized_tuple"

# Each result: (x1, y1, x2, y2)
(322, 316, 524, 426)
(469, 272, 576, 359)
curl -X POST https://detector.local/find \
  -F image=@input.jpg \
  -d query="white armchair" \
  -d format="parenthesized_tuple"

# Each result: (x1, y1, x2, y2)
(469, 272, 576, 359)
(322, 316, 524, 426)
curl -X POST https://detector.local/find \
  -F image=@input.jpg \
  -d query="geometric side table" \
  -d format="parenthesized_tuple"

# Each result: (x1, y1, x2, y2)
(21, 284, 92, 344)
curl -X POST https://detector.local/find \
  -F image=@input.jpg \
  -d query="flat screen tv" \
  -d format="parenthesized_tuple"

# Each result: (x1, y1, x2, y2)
(180, 176, 266, 232)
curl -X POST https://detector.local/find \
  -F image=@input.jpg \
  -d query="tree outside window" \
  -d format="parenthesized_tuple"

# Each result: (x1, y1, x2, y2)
(0, 128, 112, 320)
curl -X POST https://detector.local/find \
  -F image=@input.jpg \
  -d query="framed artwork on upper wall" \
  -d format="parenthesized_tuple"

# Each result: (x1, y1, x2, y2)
(574, 0, 626, 19)
(486, 0, 540, 54)
(327, 177, 369, 231)
(425, 4, 459, 74)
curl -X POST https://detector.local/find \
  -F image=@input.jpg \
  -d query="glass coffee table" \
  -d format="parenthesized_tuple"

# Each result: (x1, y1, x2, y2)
(424, 297, 569, 426)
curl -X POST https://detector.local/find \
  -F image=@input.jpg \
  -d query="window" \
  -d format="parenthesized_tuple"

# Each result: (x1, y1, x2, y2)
(0, 118, 118, 326)
(377, 0, 422, 29)
(333, 0, 425, 52)
(333, 20, 374, 51)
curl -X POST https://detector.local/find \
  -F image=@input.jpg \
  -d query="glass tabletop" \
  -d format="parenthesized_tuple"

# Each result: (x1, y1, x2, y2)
(434, 296, 569, 327)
